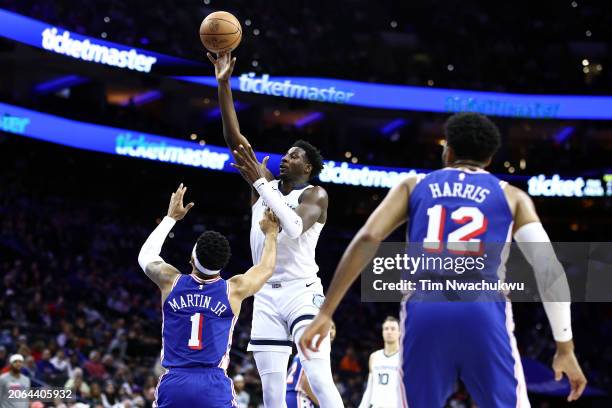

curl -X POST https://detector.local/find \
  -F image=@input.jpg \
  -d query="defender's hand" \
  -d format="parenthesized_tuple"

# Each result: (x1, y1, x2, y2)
(298, 313, 332, 360)
(207, 51, 236, 82)
(260, 209, 280, 235)
(231, 144, 269, 184)
(167, 183, 194, 221)
(552, 343, 587, 401)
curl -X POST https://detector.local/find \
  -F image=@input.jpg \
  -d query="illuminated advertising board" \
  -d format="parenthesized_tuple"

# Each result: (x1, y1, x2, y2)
(1, 102, 609, 197)
(2, 9, 612, 119)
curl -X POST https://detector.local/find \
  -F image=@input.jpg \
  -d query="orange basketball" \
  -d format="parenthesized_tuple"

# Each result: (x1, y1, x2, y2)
(199, 11, 242, 53)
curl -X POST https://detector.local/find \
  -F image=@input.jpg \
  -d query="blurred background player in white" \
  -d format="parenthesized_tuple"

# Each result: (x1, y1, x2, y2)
(359, 316, 400, 408)
(285, 321, 337, 408)
(208, 51, 343, 408)
(0, 354, 30, 408)
(301, 113, 588, 407)
(138, 184, 280, 407)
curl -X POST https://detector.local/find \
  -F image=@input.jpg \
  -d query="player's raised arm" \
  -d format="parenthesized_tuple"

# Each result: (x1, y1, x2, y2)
(229, 209, 279, 306)
(299, 177, 414, 357)
(508, 185, 587, 401)
(138, 184, 194, 299)
(207, 51, 250, 151)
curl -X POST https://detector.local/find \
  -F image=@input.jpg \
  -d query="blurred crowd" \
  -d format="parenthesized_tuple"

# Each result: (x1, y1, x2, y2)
(0, 0, 609, 93)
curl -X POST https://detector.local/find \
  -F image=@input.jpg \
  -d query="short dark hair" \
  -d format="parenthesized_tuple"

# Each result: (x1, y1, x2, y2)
(444, 112, 501, 162)
(194, 231, 231, 271)
(384, 316, 399, 325)
(292, 140, 324, 179)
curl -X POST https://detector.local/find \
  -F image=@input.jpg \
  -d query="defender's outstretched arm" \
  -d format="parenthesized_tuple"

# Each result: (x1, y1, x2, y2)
(228, 210, 279, 312)
(138, 184, 194, 300)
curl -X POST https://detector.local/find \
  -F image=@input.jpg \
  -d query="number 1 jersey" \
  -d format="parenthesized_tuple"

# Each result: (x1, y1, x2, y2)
(407, 168, 514, 282)
(161, 274, 237, 370)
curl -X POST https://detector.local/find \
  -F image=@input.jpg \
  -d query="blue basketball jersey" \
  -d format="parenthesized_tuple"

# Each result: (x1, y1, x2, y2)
(286, 354, 303, 393)
(401, 168, 529, 407)
(161, 274, 237, 369)
(407, 168, 513, 283)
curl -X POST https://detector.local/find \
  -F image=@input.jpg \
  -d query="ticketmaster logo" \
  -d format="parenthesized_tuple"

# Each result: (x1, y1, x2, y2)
(238, 73, 355, 104)
(527, 174, 605, 197)
(41, 28, 157, 72)
(319, 161, 425, 188)
(115, 133, 230, 170)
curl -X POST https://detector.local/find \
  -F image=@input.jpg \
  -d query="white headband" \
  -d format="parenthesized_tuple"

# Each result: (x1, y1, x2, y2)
(192, 244, 221, 276)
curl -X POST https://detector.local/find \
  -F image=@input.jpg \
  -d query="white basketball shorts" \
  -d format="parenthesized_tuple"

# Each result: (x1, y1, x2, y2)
(247, 277, 327, 353)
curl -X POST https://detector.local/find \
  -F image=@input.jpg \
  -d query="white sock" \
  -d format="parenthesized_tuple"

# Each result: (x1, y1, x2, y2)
(253, 351, 291, 408)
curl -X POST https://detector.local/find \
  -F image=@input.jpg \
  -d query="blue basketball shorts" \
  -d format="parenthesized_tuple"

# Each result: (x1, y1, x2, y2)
(399, 300, 530, 408)
(154, 367, 237, 407)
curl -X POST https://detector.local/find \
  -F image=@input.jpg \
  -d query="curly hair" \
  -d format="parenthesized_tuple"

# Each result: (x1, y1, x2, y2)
(292, 140, 324, 179)
(444, 112, 501, 162)
(194, 231, 231, 271)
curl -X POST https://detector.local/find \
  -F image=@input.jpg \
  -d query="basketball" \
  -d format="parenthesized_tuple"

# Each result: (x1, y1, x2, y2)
(199, 11, 242, 53)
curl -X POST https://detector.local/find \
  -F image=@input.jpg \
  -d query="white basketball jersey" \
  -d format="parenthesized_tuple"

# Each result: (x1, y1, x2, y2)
(250, 180, 323, 281)
(370, 349, 400, 408)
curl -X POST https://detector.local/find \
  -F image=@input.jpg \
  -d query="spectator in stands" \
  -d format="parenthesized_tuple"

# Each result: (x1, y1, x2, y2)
(88, 382, 104, 406)
(66, 351, 83, 378)
(101, 380, 121, 408)
(64, 367, 90, 399)
(101, 354, 116, 378)
(56, 322, 73, 349)
(50, 349, 70, 377)
(35, 348, 60, 385)
(233, 374, 250, 408)
(339, 346, 361, 374)
(20, 356, 36, 380)
(83, 350, 107, 381)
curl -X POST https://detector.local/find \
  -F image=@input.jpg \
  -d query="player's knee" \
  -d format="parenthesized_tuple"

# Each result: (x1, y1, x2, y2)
(293, 325, 331, 360)
(254, 351, 291, 374)
(260, 372, 287, 407)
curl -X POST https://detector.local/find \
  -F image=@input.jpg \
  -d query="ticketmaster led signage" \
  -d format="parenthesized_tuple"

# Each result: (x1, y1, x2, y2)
(0, 102, 609, 197)
(0, 9, 198, 72)
(2, 10, 612, 119)
(177, 73, 612, 120)
(41, 27, 157, 72)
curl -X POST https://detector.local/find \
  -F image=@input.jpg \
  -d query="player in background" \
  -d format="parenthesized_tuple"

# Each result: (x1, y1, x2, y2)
(300, 113, 587, 407)
(286, 321, 337, 408)
(358, 316, 400, 408)
(138, 184, 280, 407)
(0, 354, 30, 407)
(208, 51, 343, 408)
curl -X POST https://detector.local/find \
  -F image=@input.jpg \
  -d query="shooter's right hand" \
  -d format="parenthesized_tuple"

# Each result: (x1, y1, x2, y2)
(207, 51, 236, 82)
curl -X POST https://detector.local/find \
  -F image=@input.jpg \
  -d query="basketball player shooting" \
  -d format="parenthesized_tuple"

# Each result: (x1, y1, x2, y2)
(208, 52, 344, 408)
(137, 184, 280, 407)
(300, 113, 588, 407)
